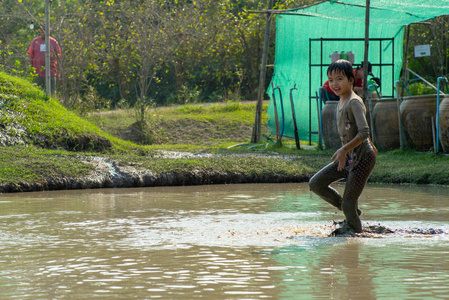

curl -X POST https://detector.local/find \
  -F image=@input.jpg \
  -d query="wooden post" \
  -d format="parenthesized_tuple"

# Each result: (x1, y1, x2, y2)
(45, 0, 51, 96)
(362, 0, 370, 103)
(251, 0, 275, 143)
(362, 0, 372, 141)
(401, 25, 411, 97)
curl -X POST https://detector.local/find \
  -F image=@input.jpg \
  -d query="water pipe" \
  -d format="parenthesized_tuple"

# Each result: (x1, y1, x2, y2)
(372, 83, 381, 99)
(395, 80, 405, 150)
(275, 86, 285, 139)
(318, 87, 324, 148)
(436, 77, 442, 153)
(271, 83, 281, 146)
(316, 90, 322, 149)
(271, 83, 285, 146)
(400, 81, 412, 97)
(368, 84, 376, 146)
(289, 85, 301, 149)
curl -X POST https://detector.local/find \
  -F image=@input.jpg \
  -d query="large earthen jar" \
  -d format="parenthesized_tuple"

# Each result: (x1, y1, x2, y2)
(400, 95, 437, 151)
(372, 98, 400, 151)
(321, 101, 340, 150)
(439, 95, 449, 153)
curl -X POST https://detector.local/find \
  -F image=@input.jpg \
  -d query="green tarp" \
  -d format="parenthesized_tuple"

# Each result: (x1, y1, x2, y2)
(267, 0, 449, 144)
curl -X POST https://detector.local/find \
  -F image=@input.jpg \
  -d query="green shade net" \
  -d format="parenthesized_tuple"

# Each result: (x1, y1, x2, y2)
(267, 0, 449, 144)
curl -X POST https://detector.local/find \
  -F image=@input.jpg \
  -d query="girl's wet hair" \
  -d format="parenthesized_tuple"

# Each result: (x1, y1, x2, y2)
(327, 59, 355, 83)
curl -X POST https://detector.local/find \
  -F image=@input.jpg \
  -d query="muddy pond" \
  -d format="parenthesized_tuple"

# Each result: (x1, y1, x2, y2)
(0, 183, 448, 299)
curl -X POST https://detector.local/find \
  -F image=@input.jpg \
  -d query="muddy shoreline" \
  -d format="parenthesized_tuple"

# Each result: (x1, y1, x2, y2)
(0, 152, 311, 194)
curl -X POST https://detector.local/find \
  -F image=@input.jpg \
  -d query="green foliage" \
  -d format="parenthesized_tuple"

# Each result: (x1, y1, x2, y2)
(408, 82, 438, 96)
(1, 0, 448, 110)
(0, 0, 297, 108)
(177, 84, 201, 105)
(407, 16, 449, 79)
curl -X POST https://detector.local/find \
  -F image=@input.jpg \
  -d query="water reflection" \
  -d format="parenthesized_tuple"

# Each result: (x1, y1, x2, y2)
(268, 240, 377, 299)
(0, 183, 448, 298)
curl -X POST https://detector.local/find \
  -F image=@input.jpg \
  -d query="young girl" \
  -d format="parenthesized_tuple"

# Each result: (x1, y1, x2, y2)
(309, 59, 377, 233)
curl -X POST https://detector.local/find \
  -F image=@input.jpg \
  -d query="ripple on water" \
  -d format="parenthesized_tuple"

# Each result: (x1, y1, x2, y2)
(1, 183, 449, 299)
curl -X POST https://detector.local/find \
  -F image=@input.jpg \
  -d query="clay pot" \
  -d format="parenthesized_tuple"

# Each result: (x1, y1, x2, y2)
(438, 96, 449, 153)
(372, 98, 400, 151)
(400, 95, 437, 151)
(321, 101, 340, 150)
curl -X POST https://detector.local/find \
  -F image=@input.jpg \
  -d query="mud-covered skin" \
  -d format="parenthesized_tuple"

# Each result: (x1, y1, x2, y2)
(309, 151, 376, 233)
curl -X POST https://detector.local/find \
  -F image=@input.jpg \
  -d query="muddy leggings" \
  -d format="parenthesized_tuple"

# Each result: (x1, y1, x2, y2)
(308, 151, 376, 233)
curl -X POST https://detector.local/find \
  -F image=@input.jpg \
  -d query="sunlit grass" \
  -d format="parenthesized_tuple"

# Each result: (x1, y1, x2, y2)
(85, 101, 269, 146)
(0, 146, 93, 184)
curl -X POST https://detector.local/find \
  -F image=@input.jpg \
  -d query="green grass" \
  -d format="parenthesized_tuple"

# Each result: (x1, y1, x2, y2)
(371, 150, 449, 185)
(1, 72, 105, 148)
(85, 101, 269, 147)
(0, 72, 157, 154)
(110, 153, 312, 176)
(0, 146, 93, 184)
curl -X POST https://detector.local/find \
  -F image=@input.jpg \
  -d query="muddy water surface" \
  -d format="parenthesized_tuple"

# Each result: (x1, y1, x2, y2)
(0, 183, 449, 299)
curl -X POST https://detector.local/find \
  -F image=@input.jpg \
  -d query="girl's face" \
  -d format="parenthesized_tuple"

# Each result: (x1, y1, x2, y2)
(327, 70, 354, 99)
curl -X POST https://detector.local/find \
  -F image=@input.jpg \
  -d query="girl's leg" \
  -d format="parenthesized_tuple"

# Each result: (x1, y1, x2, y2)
(309, 162, 346, 210)
(341, 152, 376, 233)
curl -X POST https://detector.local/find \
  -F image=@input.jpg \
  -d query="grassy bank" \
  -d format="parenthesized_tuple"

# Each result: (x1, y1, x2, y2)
(1, 71, 449, 190)
(2, 143, 449, 187)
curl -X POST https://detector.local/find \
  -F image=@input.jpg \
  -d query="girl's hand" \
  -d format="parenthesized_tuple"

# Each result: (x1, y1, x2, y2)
(369, 138, 378, 155)
(372, 144, 378, 156)
(331, 147, 348, 171)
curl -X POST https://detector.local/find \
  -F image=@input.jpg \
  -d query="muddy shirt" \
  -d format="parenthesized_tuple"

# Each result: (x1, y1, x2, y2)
(336, 92, 372, 170)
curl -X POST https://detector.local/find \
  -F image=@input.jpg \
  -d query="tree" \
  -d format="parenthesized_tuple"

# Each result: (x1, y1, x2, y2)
(122, 1, 182, 125)
(0, 0, 43, 79)
(406, 16, 449, 80)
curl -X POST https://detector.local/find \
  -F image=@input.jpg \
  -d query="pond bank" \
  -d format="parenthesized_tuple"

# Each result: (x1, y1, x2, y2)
(2, 147, 449, 193)
(0, 151, 310, 193)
